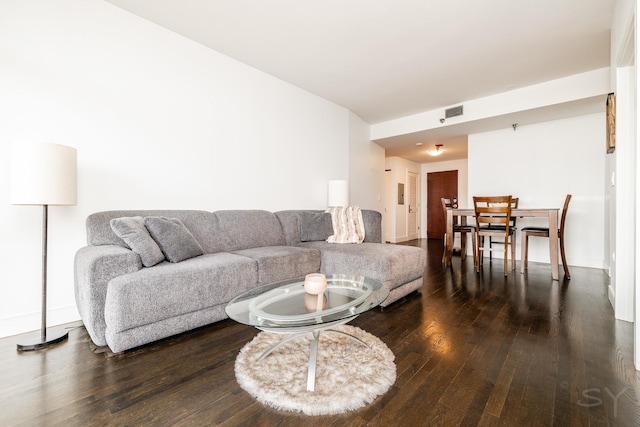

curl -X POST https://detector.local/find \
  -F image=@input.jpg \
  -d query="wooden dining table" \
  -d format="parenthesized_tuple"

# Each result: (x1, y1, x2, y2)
(445, 207, 561, 280)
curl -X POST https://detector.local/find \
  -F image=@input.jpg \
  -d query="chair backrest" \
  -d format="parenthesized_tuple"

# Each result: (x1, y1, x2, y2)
(441, 197, 450, 211)
(509, 197, 519, 227)
(560, 194, 572, 232)
(473, 196, 513, 236)
(441, 197, 455, 225)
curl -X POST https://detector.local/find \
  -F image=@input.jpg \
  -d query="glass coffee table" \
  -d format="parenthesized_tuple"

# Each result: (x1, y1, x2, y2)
(225, 274, 388, 391)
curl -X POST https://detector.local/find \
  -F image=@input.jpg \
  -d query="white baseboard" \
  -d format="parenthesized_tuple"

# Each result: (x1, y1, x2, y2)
(608, 285, 615, 309)
(0, 305, 80, 339)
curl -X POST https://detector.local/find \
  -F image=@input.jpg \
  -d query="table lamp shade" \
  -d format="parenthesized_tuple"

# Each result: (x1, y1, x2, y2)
(328, 180, 349, 207)
(10, 142, 77, 206)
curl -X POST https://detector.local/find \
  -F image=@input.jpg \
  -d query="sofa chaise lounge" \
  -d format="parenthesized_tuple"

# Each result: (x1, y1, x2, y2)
(74, 209, 426, 352)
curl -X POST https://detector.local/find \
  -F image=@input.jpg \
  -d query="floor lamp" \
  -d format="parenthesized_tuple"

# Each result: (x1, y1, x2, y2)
(10, 142, 77, 351)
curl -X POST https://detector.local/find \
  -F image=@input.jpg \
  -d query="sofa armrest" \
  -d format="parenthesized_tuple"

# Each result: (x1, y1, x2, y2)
(74, 245, 142, 346)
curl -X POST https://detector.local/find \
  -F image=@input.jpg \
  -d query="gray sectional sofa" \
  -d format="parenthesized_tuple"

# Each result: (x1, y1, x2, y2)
(74, 209, 426, 352)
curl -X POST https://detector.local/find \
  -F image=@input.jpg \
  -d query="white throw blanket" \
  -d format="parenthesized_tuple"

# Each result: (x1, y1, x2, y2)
(325, 206, 365, 244)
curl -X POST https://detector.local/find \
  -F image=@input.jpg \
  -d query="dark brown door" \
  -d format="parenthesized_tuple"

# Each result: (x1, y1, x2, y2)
(427, 170, 458, 239)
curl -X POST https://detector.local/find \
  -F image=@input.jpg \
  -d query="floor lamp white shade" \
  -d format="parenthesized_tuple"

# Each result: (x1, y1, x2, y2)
(10, 141, 77, 351)
(10, 142, 77, 206)
(328, 180, 349, 207)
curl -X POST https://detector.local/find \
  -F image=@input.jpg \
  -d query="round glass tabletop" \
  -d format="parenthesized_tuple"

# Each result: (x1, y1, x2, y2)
(225, 274, 388, 329)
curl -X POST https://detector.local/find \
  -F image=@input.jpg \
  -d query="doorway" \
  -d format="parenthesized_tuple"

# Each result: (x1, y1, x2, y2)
(407, 171, 419, 240)
(427, 170, 458, 239)
(383, 169, 391, 242)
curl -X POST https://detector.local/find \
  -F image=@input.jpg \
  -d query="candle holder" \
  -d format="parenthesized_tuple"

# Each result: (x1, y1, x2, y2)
(304, 273, 327, 294)
(304, 273, 327, 312)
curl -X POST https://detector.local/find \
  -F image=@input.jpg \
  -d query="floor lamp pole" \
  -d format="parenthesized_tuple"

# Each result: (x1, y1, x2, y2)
(41, 204, 48, 339)
(17, 204, 69, 351)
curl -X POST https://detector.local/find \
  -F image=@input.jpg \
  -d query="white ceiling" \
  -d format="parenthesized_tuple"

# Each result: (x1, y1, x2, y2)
(105, 0, 615, 162)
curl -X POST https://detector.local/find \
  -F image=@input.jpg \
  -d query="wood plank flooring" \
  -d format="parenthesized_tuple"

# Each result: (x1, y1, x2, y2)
(1, 239, 640, 426)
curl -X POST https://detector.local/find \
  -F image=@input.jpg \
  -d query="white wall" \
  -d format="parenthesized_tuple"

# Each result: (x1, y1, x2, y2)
(605, 0, 638, 335)
(468, 113, 605, 269)
(0, 0, 358, 337)
(349, 112, 385, 212)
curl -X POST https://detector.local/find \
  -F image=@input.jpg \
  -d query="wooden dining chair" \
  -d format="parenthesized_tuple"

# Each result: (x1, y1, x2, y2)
(441, 198, 477, 267)
(520, 194, 572, 279)
(488, 197, 519, 260)
(473, 195, 515, 276)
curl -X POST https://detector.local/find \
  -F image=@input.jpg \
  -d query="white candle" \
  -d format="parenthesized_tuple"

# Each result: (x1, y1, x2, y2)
(304, 273, 327, 295)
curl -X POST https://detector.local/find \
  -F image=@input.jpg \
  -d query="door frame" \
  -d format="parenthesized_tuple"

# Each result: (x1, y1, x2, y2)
(407, 171, 420, 240)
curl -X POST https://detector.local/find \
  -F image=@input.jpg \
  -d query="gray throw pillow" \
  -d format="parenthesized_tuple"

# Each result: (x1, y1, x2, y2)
(300, 211, 334, 242)
(144, 216, 204, 263)
(110, 216, 165, 267)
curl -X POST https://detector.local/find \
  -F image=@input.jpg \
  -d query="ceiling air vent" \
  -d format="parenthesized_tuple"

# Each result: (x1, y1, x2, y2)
(445, 105, 463, 118)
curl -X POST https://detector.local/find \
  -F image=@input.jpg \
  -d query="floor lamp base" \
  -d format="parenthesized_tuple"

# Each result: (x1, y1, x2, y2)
(17, 327, 69, 351)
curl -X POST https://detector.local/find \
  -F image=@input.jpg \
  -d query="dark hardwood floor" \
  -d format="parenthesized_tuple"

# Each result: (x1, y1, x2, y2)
(2, 239, 639, 426)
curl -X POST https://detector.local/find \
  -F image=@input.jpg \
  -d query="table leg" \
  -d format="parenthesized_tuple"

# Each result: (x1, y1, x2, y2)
(256, 330, 323, 391)
(256, 333, 302, 361)
(325, 329, 369, 347)
(306, 329, 368, 391)
(256, 317, 361, 393)
(445, 209, 454, 266)
(548, 210, 559, 281)
(460, 215, 470, 262)
(307, 331, 320, 391)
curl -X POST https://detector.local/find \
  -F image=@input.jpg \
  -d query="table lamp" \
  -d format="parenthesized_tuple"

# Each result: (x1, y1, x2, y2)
(10, 142, 77, 351)
(328, 180, 349, 207)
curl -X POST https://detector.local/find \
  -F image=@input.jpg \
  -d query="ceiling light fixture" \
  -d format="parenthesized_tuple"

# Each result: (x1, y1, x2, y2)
(427, 144, 444, 156)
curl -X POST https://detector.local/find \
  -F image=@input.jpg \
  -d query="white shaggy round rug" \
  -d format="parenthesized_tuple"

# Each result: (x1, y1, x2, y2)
(234, 325, 396, 416)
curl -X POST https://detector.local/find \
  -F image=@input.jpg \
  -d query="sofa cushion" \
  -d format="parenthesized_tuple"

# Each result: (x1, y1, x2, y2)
(275, 210, 303, 246)
(109, 216, 165, 267)
(299, 211, 334, 242)
(145, 216, 204, 263)
(299, 241, 426, 290)
(276, 210, 383, 245)
(232, 246, 321, 285)
(212, 210, 286, 252)
(105, 252, 258, 333)
(86, 210, 218, 252)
